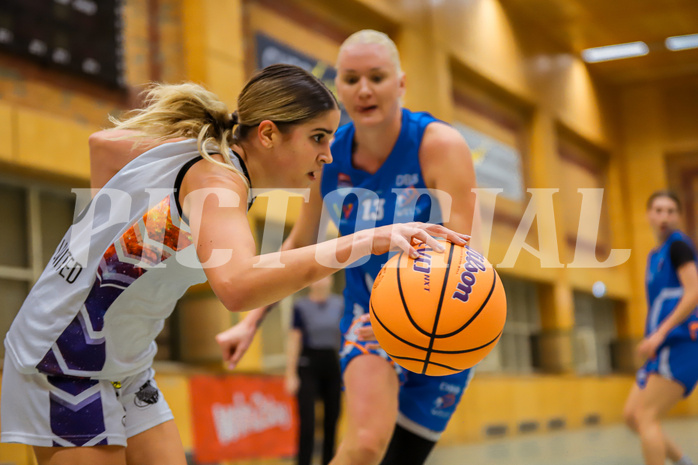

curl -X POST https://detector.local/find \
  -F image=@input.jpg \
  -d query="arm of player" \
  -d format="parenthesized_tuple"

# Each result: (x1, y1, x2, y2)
(285, 328, 303, 395)
(88, 129, 185, 190)
(215, 305, 275, 370)
(182, 161, 469, 313)
(419, 122, 478, 249)
(637, 260, 698, 360)
(214, 176, 329, 367)
(283, 170, 328, 249)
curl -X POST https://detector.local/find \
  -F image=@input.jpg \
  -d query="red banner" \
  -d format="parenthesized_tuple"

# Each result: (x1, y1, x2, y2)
(190, 375, 298, 463)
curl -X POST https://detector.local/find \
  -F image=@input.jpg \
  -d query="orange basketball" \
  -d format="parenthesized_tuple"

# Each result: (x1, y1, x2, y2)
(369, 239, 507, 376)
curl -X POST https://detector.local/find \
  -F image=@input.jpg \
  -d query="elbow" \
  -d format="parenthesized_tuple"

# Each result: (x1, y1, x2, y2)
(209, 275, 254, 313)
(217, 288, 248, 313)
(221, 295, 246, 313)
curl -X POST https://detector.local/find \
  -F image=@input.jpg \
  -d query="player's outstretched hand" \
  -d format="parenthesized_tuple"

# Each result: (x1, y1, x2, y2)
(285, 372, 300, 396)
(356, 313, 381, 351)
(368, 222, 470, 259)
(215, 319, 258, 370)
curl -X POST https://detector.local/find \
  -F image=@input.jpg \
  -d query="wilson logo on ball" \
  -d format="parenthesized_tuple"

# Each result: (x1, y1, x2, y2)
(412, 246, 432, 291)
(452, 247, 487, 303)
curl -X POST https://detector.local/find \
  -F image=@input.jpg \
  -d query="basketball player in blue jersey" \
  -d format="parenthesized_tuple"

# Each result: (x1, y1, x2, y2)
(0, 64, 465, 465)
(623, 191, 698, 465)
(217, 30, 479, 465)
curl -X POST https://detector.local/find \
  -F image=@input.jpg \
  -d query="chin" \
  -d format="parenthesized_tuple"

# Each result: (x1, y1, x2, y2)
(355, 113, 384, 126)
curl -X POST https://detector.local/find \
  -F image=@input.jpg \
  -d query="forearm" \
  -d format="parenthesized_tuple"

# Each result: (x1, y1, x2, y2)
(213, 231, 372, 312)
(286, 331, 302, 377)
(656, 292, 698, 338)
(240, 305, 274, 328)
(237, 234, 315, 327)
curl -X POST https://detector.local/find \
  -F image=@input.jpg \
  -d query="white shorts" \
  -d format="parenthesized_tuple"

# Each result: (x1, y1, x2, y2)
(1, 356, 173, 447)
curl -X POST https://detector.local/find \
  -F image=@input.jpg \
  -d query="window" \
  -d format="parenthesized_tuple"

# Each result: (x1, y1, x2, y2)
(573, 291, 617, 375)
(0, 178, 77, 361)
(478, 275, 541, 373)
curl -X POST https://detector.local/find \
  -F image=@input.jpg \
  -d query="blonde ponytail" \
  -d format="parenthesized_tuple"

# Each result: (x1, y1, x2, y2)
(110, 82, 249, 188)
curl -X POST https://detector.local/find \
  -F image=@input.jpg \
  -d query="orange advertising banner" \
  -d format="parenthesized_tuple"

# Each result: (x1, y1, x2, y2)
(190, 375, 298, 463)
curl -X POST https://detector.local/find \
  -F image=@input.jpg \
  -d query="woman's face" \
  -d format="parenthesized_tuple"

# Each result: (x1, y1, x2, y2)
(274, 109, 340, 187)
(335, 42, 405, 127)
(647, 196, 681, 240)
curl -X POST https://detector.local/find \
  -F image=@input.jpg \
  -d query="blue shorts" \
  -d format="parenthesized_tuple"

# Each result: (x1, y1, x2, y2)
(636, 339, 698, 397)
(340, 315, 474, 440)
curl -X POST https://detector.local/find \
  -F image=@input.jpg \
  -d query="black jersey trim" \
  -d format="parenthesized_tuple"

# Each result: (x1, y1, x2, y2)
(174, 151, 255, 222)
(174, 155, 203, 223)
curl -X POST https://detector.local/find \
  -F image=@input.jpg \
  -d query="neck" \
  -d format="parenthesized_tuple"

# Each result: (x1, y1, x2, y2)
(657, 229, 676, 244)
(353, 107, 402, 162)
(234, 142, 272, 189)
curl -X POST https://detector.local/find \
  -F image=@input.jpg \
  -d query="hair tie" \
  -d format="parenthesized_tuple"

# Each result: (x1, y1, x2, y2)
(219, 112, 237, 131)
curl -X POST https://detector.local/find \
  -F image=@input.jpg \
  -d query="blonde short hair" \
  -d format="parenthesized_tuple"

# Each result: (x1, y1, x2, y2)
(338, 29, 402, 75)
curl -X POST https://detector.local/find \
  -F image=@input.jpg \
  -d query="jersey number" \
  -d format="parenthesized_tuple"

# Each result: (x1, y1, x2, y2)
(361, 198, 385, 221)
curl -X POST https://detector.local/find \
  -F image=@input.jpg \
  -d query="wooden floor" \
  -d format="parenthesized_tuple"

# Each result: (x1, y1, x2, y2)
(233, 417, 698, 465)
(427, 417, 698, 465)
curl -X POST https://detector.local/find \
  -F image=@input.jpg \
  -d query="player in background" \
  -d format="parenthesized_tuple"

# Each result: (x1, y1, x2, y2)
(623, 190, 698, 465)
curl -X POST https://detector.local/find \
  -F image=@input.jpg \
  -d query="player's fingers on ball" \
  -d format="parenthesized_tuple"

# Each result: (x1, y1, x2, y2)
(446, 231, 468, 245)
(424, 224, 464, 244)
(409, 227, 429, 243)
(423, 233, 446, 252)
(393, 235, 417, 258)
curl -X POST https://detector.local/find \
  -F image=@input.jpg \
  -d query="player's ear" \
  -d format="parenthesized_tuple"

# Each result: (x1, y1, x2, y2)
(257, 120, 276, 149)
(397, 72, 406, 100)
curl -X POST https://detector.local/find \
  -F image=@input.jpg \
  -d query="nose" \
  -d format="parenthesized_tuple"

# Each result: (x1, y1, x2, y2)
(319, 149, 333, 165)
(358, 76, 372, 98)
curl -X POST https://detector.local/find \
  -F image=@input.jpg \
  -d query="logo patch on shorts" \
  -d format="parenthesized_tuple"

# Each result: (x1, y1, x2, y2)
(134, 380, 159, 408)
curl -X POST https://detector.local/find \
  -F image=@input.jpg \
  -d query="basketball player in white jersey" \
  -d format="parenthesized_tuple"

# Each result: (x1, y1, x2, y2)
(0, 64, 467, 465)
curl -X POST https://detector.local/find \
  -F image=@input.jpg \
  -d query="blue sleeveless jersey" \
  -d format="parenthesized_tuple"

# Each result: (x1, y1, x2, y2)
(321, 108, 442, 333)
(645, 230, 698, 343)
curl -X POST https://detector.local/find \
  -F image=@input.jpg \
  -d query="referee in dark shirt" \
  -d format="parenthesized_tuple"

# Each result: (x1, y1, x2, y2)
(286, 276, 343, 465)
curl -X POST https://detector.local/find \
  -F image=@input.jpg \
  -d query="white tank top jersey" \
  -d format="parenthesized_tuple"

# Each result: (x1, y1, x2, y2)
(4, 139, 251, 381)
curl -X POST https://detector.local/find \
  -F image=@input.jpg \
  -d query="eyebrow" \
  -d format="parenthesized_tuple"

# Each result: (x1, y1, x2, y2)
(342, 67, 385, 73)
(313, 128, 334, 134)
